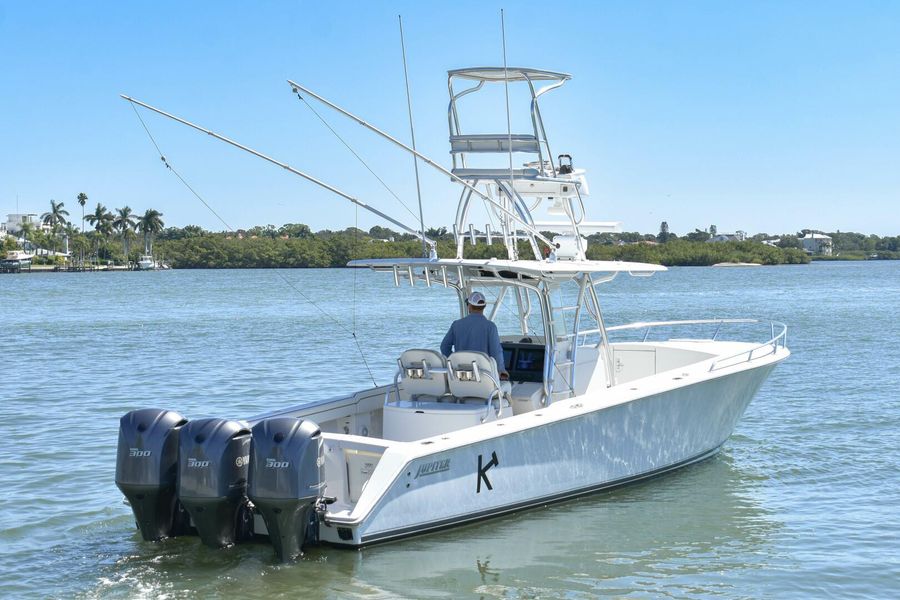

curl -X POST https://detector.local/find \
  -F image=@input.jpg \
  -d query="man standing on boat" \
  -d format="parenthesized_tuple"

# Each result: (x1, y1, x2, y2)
(441, 292, 510, 381)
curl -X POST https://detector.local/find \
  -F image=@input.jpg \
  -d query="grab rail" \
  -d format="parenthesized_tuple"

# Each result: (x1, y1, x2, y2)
(708, 321, 787, 371)
(605, 318, 788, 372)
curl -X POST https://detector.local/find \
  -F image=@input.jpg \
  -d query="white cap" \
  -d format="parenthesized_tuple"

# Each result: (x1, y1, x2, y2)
(467, 291, 487, 307)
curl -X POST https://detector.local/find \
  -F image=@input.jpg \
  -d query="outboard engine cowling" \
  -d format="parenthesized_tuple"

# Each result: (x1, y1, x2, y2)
(115, 408, 188, 541)
(176, 418, 252, 548)
(248, 417, 324, 562)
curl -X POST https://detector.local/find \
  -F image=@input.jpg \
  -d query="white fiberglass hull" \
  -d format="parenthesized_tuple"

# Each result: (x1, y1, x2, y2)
(320, 358, 779, 546)
(136, 256, 157, 270)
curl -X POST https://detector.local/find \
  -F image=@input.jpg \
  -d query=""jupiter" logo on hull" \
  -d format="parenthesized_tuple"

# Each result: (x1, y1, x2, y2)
(414, 459, 450, 479)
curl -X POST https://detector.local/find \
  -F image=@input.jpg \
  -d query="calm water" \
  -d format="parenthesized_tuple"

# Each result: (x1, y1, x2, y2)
(1, 262, 898, 599)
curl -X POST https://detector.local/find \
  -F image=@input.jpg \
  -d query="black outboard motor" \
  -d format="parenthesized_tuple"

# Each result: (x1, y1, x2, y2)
(115, 408, 188, 541)
(176, 418, 252, 548)
(248, 417, 324, 562)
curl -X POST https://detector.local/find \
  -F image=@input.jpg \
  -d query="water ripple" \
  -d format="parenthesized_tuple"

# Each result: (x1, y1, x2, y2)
(0, 263, 898, 598)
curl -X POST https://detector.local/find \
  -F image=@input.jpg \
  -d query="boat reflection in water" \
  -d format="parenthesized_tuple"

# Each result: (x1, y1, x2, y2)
(338, 454, 779, 595)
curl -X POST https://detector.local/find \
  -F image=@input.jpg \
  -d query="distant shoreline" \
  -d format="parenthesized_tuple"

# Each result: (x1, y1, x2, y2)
(13, 222, 898, 270)
(4, 255, 894, 274)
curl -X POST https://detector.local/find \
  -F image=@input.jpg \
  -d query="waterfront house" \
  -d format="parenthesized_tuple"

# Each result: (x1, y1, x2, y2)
(800, 233, 833, 255)
(708, 230, 747, 243)
(5, 213, 40, 235)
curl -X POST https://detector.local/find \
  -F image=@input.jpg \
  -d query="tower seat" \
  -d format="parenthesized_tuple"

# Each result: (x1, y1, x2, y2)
(450, 134, 540, 154)
(450, 167, 541, 180)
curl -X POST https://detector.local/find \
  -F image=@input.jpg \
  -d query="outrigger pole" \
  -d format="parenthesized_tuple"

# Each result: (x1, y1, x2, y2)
(285, 80, 555, 250)
(120, 94, 436, 251)
(500, 9, 516, 260)
(398, 15, 428, 259)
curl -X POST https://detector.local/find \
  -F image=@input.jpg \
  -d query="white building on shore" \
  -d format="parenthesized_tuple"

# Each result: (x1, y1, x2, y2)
(800, 233, 833, 255)
(708, 230, 747, 243)
(5, 213, 41, 235)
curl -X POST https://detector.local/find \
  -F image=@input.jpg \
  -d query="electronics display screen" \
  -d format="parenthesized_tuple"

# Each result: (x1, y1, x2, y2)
(501, 343, 546, 383)
(515, 349, 543, 373)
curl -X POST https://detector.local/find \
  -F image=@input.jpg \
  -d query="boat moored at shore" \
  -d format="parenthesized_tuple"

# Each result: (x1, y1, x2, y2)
(1, 250, 33, 273)
(136, 255, 156, 270)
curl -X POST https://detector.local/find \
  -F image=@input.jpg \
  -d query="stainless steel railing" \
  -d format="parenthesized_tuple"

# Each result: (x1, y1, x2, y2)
(604, 318, 788, 372)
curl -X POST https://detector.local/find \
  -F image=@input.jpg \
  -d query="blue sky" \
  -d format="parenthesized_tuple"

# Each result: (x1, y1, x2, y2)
(1, 1, 898, 236)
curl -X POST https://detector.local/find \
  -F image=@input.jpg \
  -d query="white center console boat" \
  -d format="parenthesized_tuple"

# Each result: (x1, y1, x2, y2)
(115, 66, 789, 562)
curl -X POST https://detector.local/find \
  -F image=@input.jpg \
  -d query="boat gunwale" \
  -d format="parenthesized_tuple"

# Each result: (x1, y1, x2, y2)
(321, 346, 788, 527)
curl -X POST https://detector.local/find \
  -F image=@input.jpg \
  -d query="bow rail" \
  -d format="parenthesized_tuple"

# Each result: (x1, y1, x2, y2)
(605, 319, 788, 372)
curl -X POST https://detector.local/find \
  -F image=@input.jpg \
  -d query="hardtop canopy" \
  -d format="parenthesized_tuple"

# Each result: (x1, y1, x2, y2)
(348, 257, 665, 282)
(447, 67, 571, 83)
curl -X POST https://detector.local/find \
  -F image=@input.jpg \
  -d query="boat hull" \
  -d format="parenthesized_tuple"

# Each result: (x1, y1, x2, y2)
(326, 360, 777, 546)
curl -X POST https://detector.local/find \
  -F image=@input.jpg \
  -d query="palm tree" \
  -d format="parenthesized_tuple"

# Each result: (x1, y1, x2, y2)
(62, 222, 80, 257)
(41, 199, 69, 229)
(77, 193, 88, 233)
(113, 206, 137, 262)
(41, 200, 70, 253)
(136, 209, 165, 255)
(85, 203, 114, 261)
(19, 221, 34, 251)
(77, 193, 88, 264)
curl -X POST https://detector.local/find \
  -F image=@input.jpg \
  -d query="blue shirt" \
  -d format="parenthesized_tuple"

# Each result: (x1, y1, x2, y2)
(440, 313, 507, 374)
